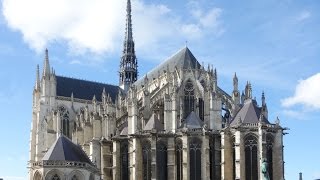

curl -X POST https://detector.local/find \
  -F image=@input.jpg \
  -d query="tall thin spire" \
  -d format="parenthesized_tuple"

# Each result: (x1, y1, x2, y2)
(42, 48, 50, 77)
(119, 0, 138, 92)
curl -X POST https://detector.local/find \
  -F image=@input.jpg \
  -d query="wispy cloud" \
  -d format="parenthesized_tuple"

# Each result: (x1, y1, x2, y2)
(2, 176, 26, 180)
(296, 10, 311, 22)
(281, 73, 320, 110)
(2, 0, 223, 58)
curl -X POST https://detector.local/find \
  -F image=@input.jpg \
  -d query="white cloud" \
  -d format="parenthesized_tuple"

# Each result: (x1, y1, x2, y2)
(2, 0, 223, 56)
(281, 73, 320, 109)
(296, 10, 311, 22)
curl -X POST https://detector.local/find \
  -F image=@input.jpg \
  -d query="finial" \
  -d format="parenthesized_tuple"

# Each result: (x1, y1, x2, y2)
(185, 40, 188, 47)
(35, 64, 40, 90)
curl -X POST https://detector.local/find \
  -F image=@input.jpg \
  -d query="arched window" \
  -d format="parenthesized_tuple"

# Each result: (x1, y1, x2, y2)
(142, 140, 151, 180)
(198, 98, 204, 121)
(245, 135, 258, 180)
(266, 134, 274, 180)
(176, 140, 183, 180)
(189, 137, 201, 180)
(184, 80, 195, 118)
(33, 171, 42, 180)
(156, 141, 167, 180)
(120, 141, 129, 180)
(51, 174, 60, 180)
(59, 106, 70, 137)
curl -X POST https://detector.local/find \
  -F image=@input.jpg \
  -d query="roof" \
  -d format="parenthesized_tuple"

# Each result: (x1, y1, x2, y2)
(42, 135, 93, 165)
(181, 111, 203, 129)
(134, 47, 201, 87)
(56, 76, 121, 102)
(230, 99, 269, 126)
(144, 113, 164, 131)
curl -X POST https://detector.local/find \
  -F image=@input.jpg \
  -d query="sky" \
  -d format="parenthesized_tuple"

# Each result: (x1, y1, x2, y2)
(0, 0, 319, 179)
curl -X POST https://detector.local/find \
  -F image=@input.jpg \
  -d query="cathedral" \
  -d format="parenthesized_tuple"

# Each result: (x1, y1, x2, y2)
(28, 0, 286, 180)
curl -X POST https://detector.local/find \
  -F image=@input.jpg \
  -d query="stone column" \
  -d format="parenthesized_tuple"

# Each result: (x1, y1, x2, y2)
(151, 136, 157, 180)
(273, 129, 284, 180)
(201, 135, 210, 180)
(112, 140, 120, 180)
(221, 131, 232, 180)
(234, 130, 242, 180)
(167, 137, 176, 180)
(101, 140, 112, 180)
(182, 135, 189, 180)
(129, 138, 143, 180)
(90, 139, 101, 169)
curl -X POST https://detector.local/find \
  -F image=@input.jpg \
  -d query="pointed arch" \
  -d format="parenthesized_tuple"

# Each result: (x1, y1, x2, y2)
(58, 106, 70, 137)
(244, 134, 258, 180)
(33, 171, 42, 180)
(45, 169, 63, 180)
(184, 79, 195, 118)
(68, 170, 84, 180)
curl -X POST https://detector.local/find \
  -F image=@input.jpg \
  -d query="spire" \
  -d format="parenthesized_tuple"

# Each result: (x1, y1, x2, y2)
(299, 172, 303, 180)
(35, 64, 40, 90)
(262, 91, 266, 106)
(42, 48, 50, 77)
(119, 0, 138, 92)
(233, 72, 238, 91)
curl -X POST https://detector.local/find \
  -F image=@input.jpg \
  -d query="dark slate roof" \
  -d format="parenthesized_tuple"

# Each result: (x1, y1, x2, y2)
(56, 76, 121, 102)
(42, 135, 93, 165)
(144, 113, 164, 131)
(230, 99, 269, 126)
(181, 111, 203, 129)
(134, 47, 201, 87)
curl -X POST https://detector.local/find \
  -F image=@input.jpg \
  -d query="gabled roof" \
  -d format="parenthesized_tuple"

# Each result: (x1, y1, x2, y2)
(230, 99, 269, 126)
(42, 135, 93, 165)
(56, 76, 121, 102)
(144, 113, 164, 131)
(181, 111, 203, 129)
(134, 47, 201, 87)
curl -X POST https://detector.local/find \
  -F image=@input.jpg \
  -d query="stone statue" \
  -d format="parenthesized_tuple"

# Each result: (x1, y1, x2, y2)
(261, 158, 270, 180)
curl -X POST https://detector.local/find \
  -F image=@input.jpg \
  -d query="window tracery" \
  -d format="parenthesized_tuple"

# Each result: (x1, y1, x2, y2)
(189, 137, 201, 180)
(58, 106, 70, 137)
(245, 135, 258, 180)
(184, 80, 195, 118)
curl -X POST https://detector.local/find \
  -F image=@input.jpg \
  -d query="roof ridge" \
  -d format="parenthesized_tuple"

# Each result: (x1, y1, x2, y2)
(56, 75, 118, 87)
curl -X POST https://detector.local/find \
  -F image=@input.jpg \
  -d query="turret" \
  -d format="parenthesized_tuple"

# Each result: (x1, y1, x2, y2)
(232, 73, 240, 105)
(261, 91, 268, 119)
(119, 0, 138, 92)
(244, 81, 252, 99)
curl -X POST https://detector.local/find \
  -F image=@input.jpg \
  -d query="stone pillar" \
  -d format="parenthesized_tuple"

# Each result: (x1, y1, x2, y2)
(234, 130, 242, 179)
(112, 140, 120, 180)
(167, 137, 176, 180)
(164, 95, 173, 132)
(201, 135, 210, 180)
(151, 136, 157, 180)
(129, 138, 143, 180)
(221, 131, 232, 180)
(101, 140, 112, 180)
(273, 129, 284, 180)
(259, 125, 267, 180)
(182, 135, 189, 180)
(90, 139, 101, 169)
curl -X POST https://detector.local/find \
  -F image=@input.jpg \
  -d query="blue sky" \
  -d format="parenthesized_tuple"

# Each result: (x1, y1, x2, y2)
(0, 0, 319, 179)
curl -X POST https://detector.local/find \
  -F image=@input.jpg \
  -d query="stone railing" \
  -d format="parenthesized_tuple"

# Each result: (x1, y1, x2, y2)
(32, 160, 98, 172)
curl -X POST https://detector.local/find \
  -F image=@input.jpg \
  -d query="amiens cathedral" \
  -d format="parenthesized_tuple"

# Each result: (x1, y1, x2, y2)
(28, 0, 286, 180)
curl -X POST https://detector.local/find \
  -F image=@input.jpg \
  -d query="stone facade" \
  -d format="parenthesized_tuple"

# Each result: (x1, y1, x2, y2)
(28, 0, 287, 180)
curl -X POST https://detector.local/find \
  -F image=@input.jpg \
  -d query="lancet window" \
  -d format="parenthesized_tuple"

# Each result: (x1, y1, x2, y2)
(120, 141, 129, 180)
(51, 174, 60, 180)
(189, 137, 202, 180)
(58, 106, 70, 137)
(184, 80, 195, 118)
(142, 140, 151, 180)
(156, 141, 167, 180)
(176, 140, 183, 180)
(245, 134, 258, 180)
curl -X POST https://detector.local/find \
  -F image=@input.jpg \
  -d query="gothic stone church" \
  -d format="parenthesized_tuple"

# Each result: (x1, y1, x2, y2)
(28, 0, 286, 180)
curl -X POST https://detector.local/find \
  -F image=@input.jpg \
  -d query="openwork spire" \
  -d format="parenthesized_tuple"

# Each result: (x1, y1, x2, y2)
(35, 64, 40, 90)
(119, 0, 138, 92)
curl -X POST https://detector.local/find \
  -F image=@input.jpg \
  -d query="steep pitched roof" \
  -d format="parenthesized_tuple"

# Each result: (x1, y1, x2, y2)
(230, 99, 269, 126)
(144, 113, 164, 131)
(42, 135, 93, 165)
(181, 111, 203, 129)
(56, 76, 121, 102)
(134, 47, 201, 87)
